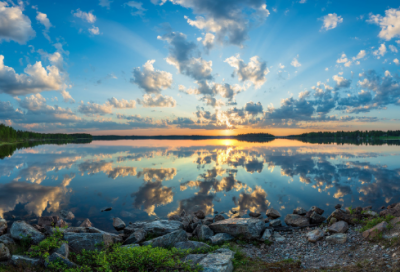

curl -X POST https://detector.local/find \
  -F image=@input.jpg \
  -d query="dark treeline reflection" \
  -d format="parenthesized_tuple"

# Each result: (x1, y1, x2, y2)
(293, 138, 400, 146)
(0, 140, 399, 232)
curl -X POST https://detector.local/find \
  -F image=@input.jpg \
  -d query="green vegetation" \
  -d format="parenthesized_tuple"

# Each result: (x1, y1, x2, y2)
(359, 215, 395, 232)
(0, 123, 92, 144)
(294, 130, 400, 140)
(27, 228, 65, 260)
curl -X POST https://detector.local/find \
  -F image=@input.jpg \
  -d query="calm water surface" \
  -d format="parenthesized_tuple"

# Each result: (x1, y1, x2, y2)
(1, 139, 399, 232)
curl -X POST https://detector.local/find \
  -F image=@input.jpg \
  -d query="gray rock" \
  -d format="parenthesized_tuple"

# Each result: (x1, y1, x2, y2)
(362, 222, 387, 241)
(196, 224, 214, 241)
(266, 208, 281, 219)
(208, 233, 234, 245)
(142, 229, 187, 248)
(194, 210, 206, 219)
(174, 241, 210, 250)
(0, 243, 10, 261)
(60, 210, 75, 220)
(54, 243, 69, 258)
(293, 207, 307, 215)
(124, 229, 147, 245)
(273, 232, 285, 242)
(364, 210, 378, 217)
(65, 227, 122, 244)
(0, 218, 7, 235)
(284, 214, 310, 227)
(214, 214, 225, 222)
(249, 212, 261, 217)
(383, 217, 400, 239)
(306, 229, 324, 243)
(328, 221, 349, 233)
(259, 229, 272, 241)
(113, 218, 126, 231)
(182, 215, 194, 231)
(0, 234, 17, 251)
(310, 206, 324, 215)
(80, 219, 92, 227)
(130, 220, 183, 236)
(183, 254, 207, 267)
(11, 255, 42, 266)
(122, 244, 140, 249)
(269, 219, 281, 227)
(45, 253, 77, 268)
(10, 220, 46, 245)
(310, 211, 326, 224)
(203, 218, 214, 226)
(38, 216, 58, 227)
(63, 233, 114, 252)
(198, 249, 235, 272)
(326, 233, 347, 244)
(209, 218, 264, 239)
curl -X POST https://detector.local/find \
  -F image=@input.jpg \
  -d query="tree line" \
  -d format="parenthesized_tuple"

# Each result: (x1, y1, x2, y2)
(294, 130, 400, 139)
(0, 123, 92, 142)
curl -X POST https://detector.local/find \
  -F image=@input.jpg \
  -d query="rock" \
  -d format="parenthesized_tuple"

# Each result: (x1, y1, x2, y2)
(198, 249, 235, 272)
(363, 211, 378, 217)
(124, 229, 147, 245)
(45, 253, 77, 268)
(183, 254, 207, 267)
(363, 206, 372, 211)
(113, 218, 126, 231)
(33, 224, 45, 233)
(181, 215, 194, 231)
(54, 243, 69, 258)
(0, 218, 7, 235)
(0, 244, 11, 261)
(0, 234, 17, 251)
(142, 229, 187, 248)
(329, 217, 338, 225)
(196, 224, 214, 240)
(194, 210, 206, 219)
(56, 219, 67, 228)
(266, 208, 281, 219)
(60, 210, 75, 220)
(134, 220, 183, 236)
(168, 215, 182, 221)
(209, 218, 265, 240)
(11, 255, 42, 266)
(63, 233, 114, 252)
(203, 218, 214, 226)
(326, 233, 347, 244)
(259, 229, 272, 241)
(249, 212, 261, 218)
(306, 229, 324, 243)
(362, 221, 388, 241)
(64, 227, 122, 244)
(214, 214, 225, 222)
(264, 218, 270, 223)
(273, 232, 285, 242)
(335, 204, 342, 209)
(174, 241, 210, 250)
(80, 219, 92, 228)
(208, 233, 235, 245)
(328, 221, 349, 233)
(102, 207, 112, 212)
(380, 206, 386, 210)
(293, 207, 307, 215)
(284, 214, 310, 227)
(10, 220, 46, 245)
(310, 206, 324, 215)
(327, 209, 360, 224)
(388, 203, 399, 209)
(269, 219, 282, 227)
(310, 211, 326, 224)
(383, 217, 400, 239)
(38, 216, 59, 227)
(122, 244, 140, 249)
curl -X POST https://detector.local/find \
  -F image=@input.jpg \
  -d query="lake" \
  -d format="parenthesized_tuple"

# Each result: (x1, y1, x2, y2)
(1, 139, 399, 232)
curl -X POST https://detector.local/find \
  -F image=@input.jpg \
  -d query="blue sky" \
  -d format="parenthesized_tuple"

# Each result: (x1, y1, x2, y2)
(1, 0, 400, 135)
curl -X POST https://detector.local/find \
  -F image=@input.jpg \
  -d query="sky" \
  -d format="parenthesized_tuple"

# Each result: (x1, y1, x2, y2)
(1, 0, 400, 136)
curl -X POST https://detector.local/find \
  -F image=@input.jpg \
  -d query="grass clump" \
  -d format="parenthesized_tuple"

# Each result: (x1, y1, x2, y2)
(359, 215, 395, 232)
(27, 227, 65, 259)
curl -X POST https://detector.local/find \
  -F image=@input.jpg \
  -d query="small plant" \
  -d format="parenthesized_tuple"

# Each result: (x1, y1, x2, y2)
(264, 239, 272, 246)
(359, 215, 395, 232)
(27, 227, 65, 259)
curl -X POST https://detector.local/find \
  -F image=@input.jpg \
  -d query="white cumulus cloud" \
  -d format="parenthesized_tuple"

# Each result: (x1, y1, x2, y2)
(0, 2, 35, 44)
(320, 13, 343, 31)
(131, 60, 173, 94)
(225, 55, 269, 88)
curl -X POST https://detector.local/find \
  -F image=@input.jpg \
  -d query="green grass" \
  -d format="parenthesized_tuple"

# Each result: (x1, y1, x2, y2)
(359, 215, 395, 232)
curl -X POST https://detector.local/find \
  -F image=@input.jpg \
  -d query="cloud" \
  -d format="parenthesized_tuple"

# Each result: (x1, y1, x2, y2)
(89, 26, 100, 35)
(78, 101, 113, 116)
(137, 94, 176, 107)
(368, 7, 400, 40)
(0, 55, 68, 97)
(163, 0, 270, 47)
(125, 1, 147, 16)
(244, 101, 263, 115)
(99, 0, 113, 9)
(336, 53, 352, 67)
(320, 13, 343, 31)
(353, 50, 366, 60)
(332, 74, 351, 90)
(202, 33, 215, 53)
(158, 32, 213, 81)
(0, 2, 35, 44)
(394, 58, 400, 65)
(389, 44, 398, 53)
(131, 60, 173, 94)
(73, 9, 96, 23)
(36, 11, 52, 40)
(373, 43, 387, 57)
(225, 55, 268, 88)
(107, 97, 136, 108)
(291, 56, 301, 67)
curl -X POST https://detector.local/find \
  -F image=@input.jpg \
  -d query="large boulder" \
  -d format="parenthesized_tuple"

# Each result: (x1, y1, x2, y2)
(209, 218, 264, 240)
(269, 219, 281, 227)
(125, 220, 183, 236)
(0, 218, 7, 235)
(326, 233, 347, 244)
(310, 212, 326, 224)
(259, 229, 272, 241)
(63, 233, 114, 252)
(0, 234, 17, 252)
(11, 255, 42, 266)
(306, 229, 324, 243)
(214, 214, 225, 222)
(383, 217, 400, 239)
(80, 219, 92, 228)
(195, 224, 214, 241)
(0, 243, 11, 262)
(380, 204, 400, 217)
(142, 229, 187, 248)
(328, 221, 349, 233)
(293, 207, 307, 215)
(284, 214, 310, 227)
(123, 229, 147, 245)
(194, 210, 206, 219)
(266, 208, 281, 219)
(198, 248, 235, 272)
(174, 241, 210, 250)
(113, 218, 126, 231)
(327, 209, 360, 225)
(38, 216, 59, 227)
(54, 243, 69, 258)
(310, 206, 324, 215)
(249, 212, 261, 218)
(10, 221, 46, 245)
(208, 233, 235, 245)
(183, 254, 207, 268)
(64, 227, 122, 244)
(45, 253, 77, 268)
(362, 222, 387, 241)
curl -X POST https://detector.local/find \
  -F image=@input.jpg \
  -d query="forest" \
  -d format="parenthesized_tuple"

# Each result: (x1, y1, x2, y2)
(0, 123, 92, 143)
(293, 130, 400, 139)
